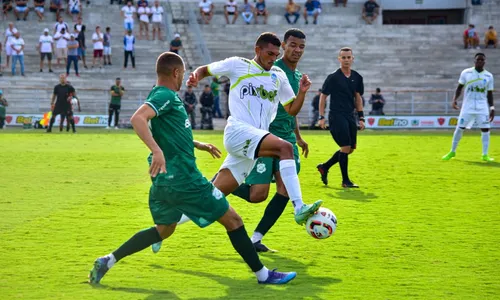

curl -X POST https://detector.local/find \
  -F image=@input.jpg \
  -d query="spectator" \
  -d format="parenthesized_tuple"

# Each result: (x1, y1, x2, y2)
(334, 0, 347, 7)
(66, 34, 79, 76)
(107, 77, 125, 129)
(284, 0, 300, 25)
(369, 87, 385, 115)
(110, 0, 121, 5)
(121, 1, 136, 33)
(123, 29, 135, 69)
(103, 27, 112, 65)
(310, 88, 321, 129)
(136, 0, 148, 10)
(4, 22, 18, 70)
(183, 85, 197, 129)
(484, 25, 497, 48)
(254, 0, 268, 24)
(91, 26, 104, 68)
(67, 0, 82, 22)
(75, 23, 88, 69)
(240, 0, 253, 24)
(0, 90, 7, 129)
(137, 1, 150, 40)
(50, 0, 63, 20)
(211, 77, 222, 118)
(224, 0, 238, 24)
(151, 0, 164, 40)
(169, 33, 182, 54)
(199, 84, 214, 129)
(463, 24, 480, 49)
(3, 0, 13, 17)
(303, 0, 320, 25)
(362, 0, 379, 24)
(39, 28, 54, 73)
(54, 27, 70, 67)
(34, 0, 45, 21)
(54, 16, 69, 34)
(199, 0, 213, 24)
(74, 16, 84, 32)
(10, 31, 25, 76)
(14, 0, 28, 21)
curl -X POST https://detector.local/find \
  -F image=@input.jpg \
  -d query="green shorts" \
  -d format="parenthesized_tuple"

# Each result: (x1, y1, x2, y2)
(245, 143, 301, 185)
(149, 175, 229, 228)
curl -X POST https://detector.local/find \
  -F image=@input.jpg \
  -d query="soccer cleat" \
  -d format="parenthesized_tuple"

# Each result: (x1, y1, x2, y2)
(152, 241, 163, 253)
(316, 164, 329, 185)
(88, 256, 110, 284)
(294, 200, 323, 225)
(482, 155, 495, 162)
(442, 151, 456, 161)
(253, 241, 277, 253)
(342, 181, 359, 188)
(258, 269, 296, 284)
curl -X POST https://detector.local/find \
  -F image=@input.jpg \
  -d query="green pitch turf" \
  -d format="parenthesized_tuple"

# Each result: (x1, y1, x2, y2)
(0, 129, 499, 299)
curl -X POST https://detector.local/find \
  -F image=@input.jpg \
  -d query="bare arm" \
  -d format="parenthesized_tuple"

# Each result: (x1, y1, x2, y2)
(452, 84, 464, 110)
(488, 91, 495, 122)
(319, 93, 327, 117)
(186, 66, 211, 87)
(294, 116, 309, 158)
(284, 74, 311, 116)
(355, 92, 364, 112)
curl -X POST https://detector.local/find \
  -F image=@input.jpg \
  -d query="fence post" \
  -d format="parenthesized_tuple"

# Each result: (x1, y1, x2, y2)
(394, 92, 398, 115)
(411, 92, 414, 115)
(445, 91, 449, 114)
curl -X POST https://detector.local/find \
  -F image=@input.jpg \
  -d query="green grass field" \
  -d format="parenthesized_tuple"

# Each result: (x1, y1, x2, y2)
(1, 129, 499, 299)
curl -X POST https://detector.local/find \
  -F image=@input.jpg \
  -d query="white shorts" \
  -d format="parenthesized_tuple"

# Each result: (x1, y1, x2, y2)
(458, 112, 490, 129)
(35, 7, 44, 13)
(5, 44, 13, 56)
(219, 117, 270, 185)
(103, 46, 111, 55)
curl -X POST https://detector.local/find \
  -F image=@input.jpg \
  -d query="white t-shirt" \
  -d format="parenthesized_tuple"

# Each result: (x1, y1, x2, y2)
(199, 0, 212, 13)
(54, 22, 69, 33)
(207, 56, 296, 130)
(138, 6, 151, 23)
(226, 0, 237, 13)
(68, 0, 80, 11)
(124, 35, 135, 51)
(5, 27, 18, 45)
(121, 6, 136, 22)
(10, 37, 25, 55)
(92, 32, 104, 50)
(151, 6, 164, 22)
(54, 32, 70, 48)
(458, 67, 494, 114)
(39, 35, 54, 53)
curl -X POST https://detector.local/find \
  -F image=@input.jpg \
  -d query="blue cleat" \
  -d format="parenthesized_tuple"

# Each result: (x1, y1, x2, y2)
(88, 256, 110, 284)
(152, 241, 163, 253)
(258, 269, 297, 284)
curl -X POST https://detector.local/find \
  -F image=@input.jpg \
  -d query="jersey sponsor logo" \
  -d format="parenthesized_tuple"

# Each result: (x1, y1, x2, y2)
(239, 83, 277, 102)
(242, 139, 251, 157)
(256, 162, 266, 174)
(467, 85, 487, 93)
(159, 100, 170, 112)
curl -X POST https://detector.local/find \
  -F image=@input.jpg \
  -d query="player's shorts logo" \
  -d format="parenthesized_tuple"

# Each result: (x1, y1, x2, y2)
(256, 162, 266, 174)
(185, 119, 191, 128)
(212, 186, 223, 200)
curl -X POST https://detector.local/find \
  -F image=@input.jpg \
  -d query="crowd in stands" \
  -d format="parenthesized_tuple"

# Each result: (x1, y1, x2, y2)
(463, 24, 497, 49)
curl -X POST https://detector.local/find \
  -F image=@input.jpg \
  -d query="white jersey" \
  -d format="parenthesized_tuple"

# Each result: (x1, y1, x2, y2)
(458, 67, 494, 114)
(207, 56, 296, 130)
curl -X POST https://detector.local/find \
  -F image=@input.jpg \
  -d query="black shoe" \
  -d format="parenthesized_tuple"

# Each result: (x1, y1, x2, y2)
(49, 69, 53, 73)
(342, 181, 359, 188)
(317, 164, 328, 185)
(46, 128, 52, 133)
(253, 241, 277, 253)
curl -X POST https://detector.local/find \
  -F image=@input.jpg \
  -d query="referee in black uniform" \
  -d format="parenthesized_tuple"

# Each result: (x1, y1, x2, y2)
(316, 47, 365, 188)
(47, 74, 76, 133)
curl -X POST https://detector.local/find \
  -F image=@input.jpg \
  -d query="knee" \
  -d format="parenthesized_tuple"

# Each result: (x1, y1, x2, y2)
(156, 223, 176, 240)
(250, 189, 269, 203)
(349, 149, 355, 154)
(224, 210, 244, 231)
(277, 140, 293, 157)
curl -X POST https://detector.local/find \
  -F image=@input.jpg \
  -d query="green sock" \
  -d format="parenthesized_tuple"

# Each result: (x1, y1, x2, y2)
(255, 193, 289, 236)
(113, 227, 162, 262)
(231, 183, 251, 202)
(227, 225, 264, 272)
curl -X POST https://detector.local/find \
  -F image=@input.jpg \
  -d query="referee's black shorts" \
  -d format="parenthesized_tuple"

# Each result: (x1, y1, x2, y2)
(52, 107, 67, 117)
(328, 112, 357, 149)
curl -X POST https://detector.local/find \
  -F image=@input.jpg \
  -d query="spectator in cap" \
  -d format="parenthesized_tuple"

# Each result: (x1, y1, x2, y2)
(169, 33, 182, 54)
(66, 33, 80, 76)
(39, 28, 54, 73)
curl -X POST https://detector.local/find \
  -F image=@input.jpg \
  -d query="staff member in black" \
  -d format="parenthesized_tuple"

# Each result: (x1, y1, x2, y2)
(317, 47, 365, 188)
(47, 73, 76, 133)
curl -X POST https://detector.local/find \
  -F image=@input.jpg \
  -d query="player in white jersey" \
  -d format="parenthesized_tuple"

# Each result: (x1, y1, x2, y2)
(188, 32, 322, 225)
(442, 53, 495, 162)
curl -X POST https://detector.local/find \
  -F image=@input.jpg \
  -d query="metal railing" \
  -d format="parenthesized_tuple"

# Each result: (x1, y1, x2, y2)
(186, 2, 212, 65)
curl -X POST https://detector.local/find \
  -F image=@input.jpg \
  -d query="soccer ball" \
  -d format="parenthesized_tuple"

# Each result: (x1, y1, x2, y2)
(71, 97, 78, 106)
(305, 207, 337, 239)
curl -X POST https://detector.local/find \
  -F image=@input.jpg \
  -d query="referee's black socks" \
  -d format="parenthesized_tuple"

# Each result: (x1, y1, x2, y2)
(339, 152, 350, 183)
(324, 150, 340, 170)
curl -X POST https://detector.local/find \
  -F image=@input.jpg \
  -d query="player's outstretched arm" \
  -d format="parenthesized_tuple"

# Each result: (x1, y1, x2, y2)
(452, 84, 464, 110)
(186, 66, 210, 87)
(284, 74, 311, 116)
(193, 140, 222, 159)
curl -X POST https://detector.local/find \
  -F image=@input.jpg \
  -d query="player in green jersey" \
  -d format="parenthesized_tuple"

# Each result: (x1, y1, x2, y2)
(88, 52, 297, 285)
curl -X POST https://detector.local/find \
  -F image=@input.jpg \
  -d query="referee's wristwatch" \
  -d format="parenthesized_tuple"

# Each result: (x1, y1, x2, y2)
(318, 115, 325, 120)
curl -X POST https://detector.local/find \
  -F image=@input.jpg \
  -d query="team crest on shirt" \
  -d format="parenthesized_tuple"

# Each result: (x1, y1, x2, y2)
(185, 119, 191, 128)
(256, 162, 266, 174)
(271, 73, 277, 84)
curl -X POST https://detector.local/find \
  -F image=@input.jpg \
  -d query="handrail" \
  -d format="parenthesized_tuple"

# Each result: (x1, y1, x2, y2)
(186, 2, 212, 64)
(162, 0, 175, 42)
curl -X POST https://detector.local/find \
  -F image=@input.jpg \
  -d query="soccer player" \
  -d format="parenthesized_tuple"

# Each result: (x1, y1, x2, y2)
(316, 47, 365, 188)
(442, 53, 495, 162)
(65, 89, 80, 132)
(230, 29, 310, 252)
(88, 52, 297, 285)
(47, 73, 76, 132)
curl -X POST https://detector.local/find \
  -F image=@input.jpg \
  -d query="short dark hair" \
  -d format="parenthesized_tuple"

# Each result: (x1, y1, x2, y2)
(338, 47, 353, 56)
(489, 25, 494, 29)
(284, 28, 306, 42)
(204, 85, 210, 88)
(106, 27, 110, 31)
(116, 77, 121, 80)
(475, 52, 486, 58)
(255, 32, 281, 48)
(155, 52, 184, 77)
(376, 88, 381, 93)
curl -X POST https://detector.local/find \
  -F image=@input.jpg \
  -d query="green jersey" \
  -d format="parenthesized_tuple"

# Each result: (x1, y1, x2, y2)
(145, 86, 202, 186)
(110, 85, 125, 105)
(210, 81, 220, 97)
(269, 58, 302, 143)
(0, 98, 6, 118)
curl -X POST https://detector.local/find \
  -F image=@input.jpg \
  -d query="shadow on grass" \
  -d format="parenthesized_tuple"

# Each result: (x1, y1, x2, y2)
(327, 189, 378, 203)
(91, 283, 181, 300)
(163, 254, 341, 300)
(463, 161, 500, 168)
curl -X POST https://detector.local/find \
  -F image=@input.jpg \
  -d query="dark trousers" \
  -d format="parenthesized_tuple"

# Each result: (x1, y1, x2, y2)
(0, 116, 5, 129)
(66, 55, 79, 75)
(124, 50, 135, 68)
(108, 103, 121, 127)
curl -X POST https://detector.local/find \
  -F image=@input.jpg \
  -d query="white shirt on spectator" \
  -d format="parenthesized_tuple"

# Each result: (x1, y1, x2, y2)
(124, 34, 135, 51)
(39, 35, 54, 53)
(5, 27, 18, 45)
(199, 0, 212, 13)
(54, 22, 69, 33)
(138, 6, 151, 23)
(226, 0, 237, 13)
(68, 0, 80, 11)
(151, 6, 164, 23)
(92, 32, 104, 49)
(54, 32, 70, 48)
(121, 6, 136, 22)
(11, 37, 25, 55)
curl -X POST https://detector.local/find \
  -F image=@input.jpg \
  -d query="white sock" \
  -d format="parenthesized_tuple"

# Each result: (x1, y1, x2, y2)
(106, 253, 116, 268)
(279, 159, 303, 214)
(255, 266, 269, 282)
(251, 232, 263, 243)
(451, 127, 464, 152)
(178, 214, 191, 225)
(481, 131, 490, 155)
